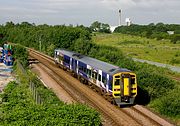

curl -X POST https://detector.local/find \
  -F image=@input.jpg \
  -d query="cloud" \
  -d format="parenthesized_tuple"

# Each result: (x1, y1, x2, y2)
(0, 0, 179, 25)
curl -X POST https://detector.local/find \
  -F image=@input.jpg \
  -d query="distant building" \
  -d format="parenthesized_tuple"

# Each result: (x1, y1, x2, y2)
(110, 26, 118, 32)
(125, 18, 132, 26)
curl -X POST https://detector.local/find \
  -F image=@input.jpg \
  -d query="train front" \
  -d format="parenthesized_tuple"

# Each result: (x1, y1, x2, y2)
(112, 72, 137, 106)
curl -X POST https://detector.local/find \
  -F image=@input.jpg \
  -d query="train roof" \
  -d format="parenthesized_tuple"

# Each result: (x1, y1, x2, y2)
(55, 49, 131, 75)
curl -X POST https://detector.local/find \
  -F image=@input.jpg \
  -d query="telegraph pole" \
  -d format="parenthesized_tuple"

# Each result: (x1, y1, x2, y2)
(39, 35, 41, 52)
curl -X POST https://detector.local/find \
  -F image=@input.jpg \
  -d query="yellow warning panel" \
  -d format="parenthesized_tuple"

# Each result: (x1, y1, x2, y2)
(124, 78, 130, 96)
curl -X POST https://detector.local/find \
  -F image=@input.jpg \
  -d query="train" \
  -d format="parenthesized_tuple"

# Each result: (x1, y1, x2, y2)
(54, 49, 137, 106)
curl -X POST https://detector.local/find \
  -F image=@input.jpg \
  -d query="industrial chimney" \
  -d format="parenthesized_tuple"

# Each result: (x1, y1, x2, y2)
(119, 9, 121, 26)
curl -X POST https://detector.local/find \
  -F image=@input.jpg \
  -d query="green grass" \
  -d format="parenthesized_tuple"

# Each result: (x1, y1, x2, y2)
(92, 33, 180, 66)
(0, 62, 101, 126)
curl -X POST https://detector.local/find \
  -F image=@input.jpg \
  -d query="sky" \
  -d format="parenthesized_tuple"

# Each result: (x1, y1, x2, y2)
(0, 0, 180, 26)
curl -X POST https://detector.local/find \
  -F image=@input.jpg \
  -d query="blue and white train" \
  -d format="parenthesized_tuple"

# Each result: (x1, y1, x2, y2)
(54, 49, 137, 106)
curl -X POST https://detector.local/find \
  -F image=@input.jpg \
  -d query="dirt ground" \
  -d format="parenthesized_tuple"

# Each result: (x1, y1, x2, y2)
(30, 63, 75, 104)
(0, 63, 14, 93)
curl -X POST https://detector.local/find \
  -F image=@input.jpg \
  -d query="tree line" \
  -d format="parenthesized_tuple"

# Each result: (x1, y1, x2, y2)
(114, 23, 180, 43)
(0, 21, 179, 120)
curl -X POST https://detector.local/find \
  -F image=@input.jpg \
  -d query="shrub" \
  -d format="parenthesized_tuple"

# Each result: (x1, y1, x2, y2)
(150, 86, 180, 118)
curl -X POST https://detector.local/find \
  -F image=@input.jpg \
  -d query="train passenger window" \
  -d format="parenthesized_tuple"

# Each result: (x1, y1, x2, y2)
(109, 80, 112, 90)
(87, 69, 89, 75)
(92, 72, 94, 78)
(98, 74, 101, 81)
(64, 57, 70, 64)
(90, 70, 92, 76)
(95, 73, 97, 79)
(115, 79, 120, 85)
(102, 76, 107, 84)
(83, 67, 87, 73)
(92, 71, 97, 79)
(87, 69, 92, 76)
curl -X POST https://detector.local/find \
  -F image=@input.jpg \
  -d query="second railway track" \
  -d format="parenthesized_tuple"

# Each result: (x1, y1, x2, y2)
(29, 49, 175, 126)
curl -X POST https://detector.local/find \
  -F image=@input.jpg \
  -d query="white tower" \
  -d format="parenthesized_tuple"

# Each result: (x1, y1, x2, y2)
(119, 9, 122, 26)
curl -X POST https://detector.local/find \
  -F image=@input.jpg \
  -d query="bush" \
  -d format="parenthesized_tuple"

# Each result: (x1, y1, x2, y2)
(0, 62, 101, 126)
(136, 70, 175, 100)
(150, 86, 180, 118)
(12, 45, 28, 68)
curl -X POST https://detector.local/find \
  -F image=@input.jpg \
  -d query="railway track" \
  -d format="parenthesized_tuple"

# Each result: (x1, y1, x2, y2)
(28, 49, 175, 126)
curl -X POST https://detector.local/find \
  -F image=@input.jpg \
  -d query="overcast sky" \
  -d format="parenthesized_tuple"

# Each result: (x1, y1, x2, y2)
(0, 0, 180, 26)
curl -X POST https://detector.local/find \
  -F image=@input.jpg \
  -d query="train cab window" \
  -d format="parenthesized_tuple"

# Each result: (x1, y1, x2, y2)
(115, 79, 120, 85)
(98, 74, 101, 81)
(131, 78, 135, 84)
(115, 75, 120, 78)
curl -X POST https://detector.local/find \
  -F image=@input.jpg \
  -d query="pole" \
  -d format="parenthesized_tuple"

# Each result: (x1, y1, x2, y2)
(39, 40, 41, 52)
(39, 35, 41, 52)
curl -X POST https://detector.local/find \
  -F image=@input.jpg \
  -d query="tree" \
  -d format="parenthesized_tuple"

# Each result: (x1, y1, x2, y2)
(5, 21, 15, 28)
(90, 21, 101, 32)
(90, 21, 110, 33)
(99, 23, 111, 33)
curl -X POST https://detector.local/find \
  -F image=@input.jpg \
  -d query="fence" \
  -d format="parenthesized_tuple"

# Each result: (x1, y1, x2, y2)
(29, 81, 43, 104)
(17, 61, 43, 104)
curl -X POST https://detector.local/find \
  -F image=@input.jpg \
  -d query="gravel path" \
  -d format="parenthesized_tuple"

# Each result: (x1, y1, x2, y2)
(132, 58, 180, 73)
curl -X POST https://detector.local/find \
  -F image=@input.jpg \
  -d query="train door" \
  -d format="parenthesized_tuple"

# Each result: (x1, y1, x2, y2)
(87, 65, 92, 82)
(121, 74, 131, 96)
(97, 70, 103, 88)
(76, 60, 78, 73)
(92, 69, 97, 84)
(70, 58, 72, 70)
(72, 59, 78, 74)
(54, 51, 59, 63)
(106, 74, 109, 92)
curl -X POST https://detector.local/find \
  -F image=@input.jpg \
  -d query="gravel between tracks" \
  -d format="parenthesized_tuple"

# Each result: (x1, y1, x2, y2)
(31, 63, 75, 104)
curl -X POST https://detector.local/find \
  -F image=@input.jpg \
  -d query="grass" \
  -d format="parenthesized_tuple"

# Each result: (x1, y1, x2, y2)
(92, 33, 180, 67)
(92, 33, 180, 125)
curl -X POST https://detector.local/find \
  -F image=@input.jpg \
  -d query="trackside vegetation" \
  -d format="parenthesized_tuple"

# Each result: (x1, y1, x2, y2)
(0, 22, 179, 124)
(0, 45, 101, 126)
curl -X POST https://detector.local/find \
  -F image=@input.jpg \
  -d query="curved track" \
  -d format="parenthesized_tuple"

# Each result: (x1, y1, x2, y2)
(29, 49, 175, 126)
